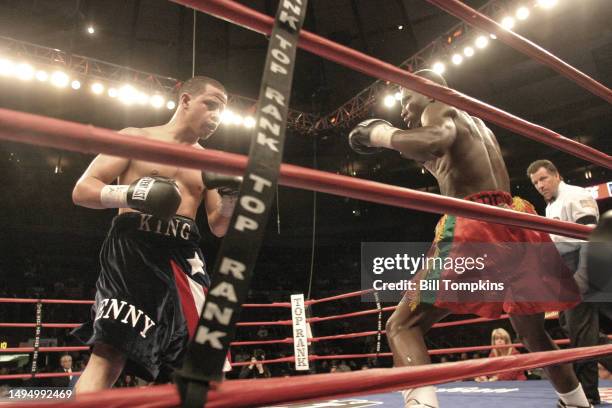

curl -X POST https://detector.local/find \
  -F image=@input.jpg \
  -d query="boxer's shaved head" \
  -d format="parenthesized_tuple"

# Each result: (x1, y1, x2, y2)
(413, 69, 448, 87)
(179, 76, 226, 98)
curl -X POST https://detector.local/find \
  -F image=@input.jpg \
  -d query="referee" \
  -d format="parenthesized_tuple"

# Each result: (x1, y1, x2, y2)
(527, 159, 602, 405)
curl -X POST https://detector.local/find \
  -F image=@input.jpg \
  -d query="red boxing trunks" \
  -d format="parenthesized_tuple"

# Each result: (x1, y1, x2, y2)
(408, 191, 580, 318)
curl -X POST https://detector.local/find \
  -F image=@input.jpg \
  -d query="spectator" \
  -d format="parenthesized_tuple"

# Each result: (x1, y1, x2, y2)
(482, 328, 526, 382)
(335, 361, 351, 372)
(51, 354, 78, 388)
(116, 374, 139, 387)
(239, 350, 271, 379)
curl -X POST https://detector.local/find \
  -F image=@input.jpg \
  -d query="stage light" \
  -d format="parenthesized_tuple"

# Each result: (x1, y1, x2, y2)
(136, 91, 149, 105)
(35, 70, 48, 82)
(0, 58, 15, 76)
(501, 16, 515, 30)
(150, 94, 165, 108)
(91, 82, 105, 94)
(166, 100, 176, 110)
(244, 116, 256, 128)
(451, 54, 463, 65)
(108, 88, 118, 98)
(71, 80, 81, 90)
(87, 25, 95, 35)
(394, 91, 403, 100)
(221, 109, 235, 124)
(475, 36, 489, 49)
(490, 33, 497, 39)
(15, 63, 34, 80)
(432, 62, 445, 74)
(383, 94, 396, 108)
(50, 71, 69, 88)
(118, 84, 138, 104)
(398, 25, 404, 30)
(232, 114, 244, 125)
(516, 7, 530, 20)
(537, 0, 558, 9)
(463, 46, 475, 57)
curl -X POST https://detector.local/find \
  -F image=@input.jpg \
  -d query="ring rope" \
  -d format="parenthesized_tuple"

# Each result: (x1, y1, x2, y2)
(243, 289, 376, 308)
(171, 0, 612, 169)
(0, 297, 94, 304)
(0, 303, 558, 331)
(0, 109, 595, 239)
(0, 371, 83, 381)
(0, 335, 612, 372)
(4, 345, 612, 408)
(0, 109, 595, 240)
(229, 336, 607, 367)
(1, 337, 608, 372)
(427, 0, 612, 104)
(0, 290, 375, 309)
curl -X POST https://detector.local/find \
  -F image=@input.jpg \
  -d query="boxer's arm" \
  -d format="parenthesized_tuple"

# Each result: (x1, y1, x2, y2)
(204, 188, 231, 237)
(72, 128, 139, 209)
(391, 103, 457, 162)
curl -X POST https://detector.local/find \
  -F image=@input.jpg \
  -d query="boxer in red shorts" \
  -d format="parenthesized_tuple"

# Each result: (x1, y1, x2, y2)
(348, 70, 590, 407)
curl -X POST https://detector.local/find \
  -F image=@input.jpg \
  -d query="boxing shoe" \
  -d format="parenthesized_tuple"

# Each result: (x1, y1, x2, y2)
(557, 399, 594, 408)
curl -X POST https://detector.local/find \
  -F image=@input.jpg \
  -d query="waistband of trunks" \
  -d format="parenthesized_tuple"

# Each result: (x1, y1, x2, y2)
(111, 212, 200, 242)
(464, 191, 513, 207)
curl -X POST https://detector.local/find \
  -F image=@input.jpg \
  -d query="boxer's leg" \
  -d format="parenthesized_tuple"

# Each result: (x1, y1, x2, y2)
(75, 342, 126, 394)
(387, 300, 450, 407)
(510, 313, 590, 407)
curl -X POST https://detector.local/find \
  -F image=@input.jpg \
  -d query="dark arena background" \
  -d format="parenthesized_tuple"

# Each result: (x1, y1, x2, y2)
(0, 0, 611, 405)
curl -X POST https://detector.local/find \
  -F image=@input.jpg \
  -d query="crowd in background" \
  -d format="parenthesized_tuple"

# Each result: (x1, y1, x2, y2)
(1, 248, 610, 392)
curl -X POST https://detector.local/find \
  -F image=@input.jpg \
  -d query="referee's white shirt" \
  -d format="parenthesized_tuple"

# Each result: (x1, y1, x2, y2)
(546, 181, 599, 244)
(545, 181, 599, 293)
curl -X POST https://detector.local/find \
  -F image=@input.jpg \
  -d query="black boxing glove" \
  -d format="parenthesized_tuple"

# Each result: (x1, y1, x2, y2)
(348, 118, 398, 154)
(203, 172, 243, 217)
(100, 176, 181, 220)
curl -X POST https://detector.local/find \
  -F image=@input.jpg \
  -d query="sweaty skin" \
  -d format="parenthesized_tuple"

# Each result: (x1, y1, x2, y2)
(73, 85, 229, 235)
(394, 91, 510, 198)
(71, 83, 230, 393)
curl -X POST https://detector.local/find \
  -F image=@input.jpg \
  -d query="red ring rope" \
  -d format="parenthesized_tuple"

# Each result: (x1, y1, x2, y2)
(0, 323, 80, 328)
(0, 298, 94, 304)
(0, 299, 558, 331)
(1, 336, 606, 371)
(170, 0, 612, 169)
(230, 336, 612, 368)
(0, 371, 82, 381)
(4, 345, 612, 408)
(0, 109, 594, 239)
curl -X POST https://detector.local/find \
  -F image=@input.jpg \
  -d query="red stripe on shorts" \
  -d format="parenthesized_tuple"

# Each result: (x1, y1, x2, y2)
(171, 260, 199, 339)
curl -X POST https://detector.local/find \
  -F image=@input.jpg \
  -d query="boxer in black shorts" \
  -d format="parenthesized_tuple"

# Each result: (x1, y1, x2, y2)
(71, 76, 239, 392)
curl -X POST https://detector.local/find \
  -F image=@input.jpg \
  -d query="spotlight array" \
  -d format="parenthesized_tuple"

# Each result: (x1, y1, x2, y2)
(0, 56, 179, 111)
(0, 56, 258, 123)
(429, 1, 561, 78)
(219, 109, 256, 128)
(383, 0, 561, 108)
